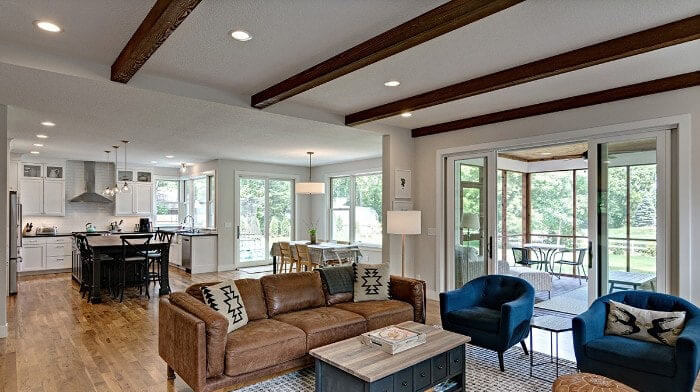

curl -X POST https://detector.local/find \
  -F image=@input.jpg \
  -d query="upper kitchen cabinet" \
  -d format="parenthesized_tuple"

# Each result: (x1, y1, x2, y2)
(19, 178, 43, 215)
(114, 168, 153, 216)
(43, 180, 66, 216)
(20, 161, 65, 179)
(8, 159, 19, 191)
(18, 160, 66, 216)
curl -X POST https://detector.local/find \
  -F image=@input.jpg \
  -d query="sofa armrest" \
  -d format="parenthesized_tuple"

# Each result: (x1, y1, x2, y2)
(500, 292, 534, 339)
(676, 315, 700, 384)
(167, 292, 228, 379)
(390, 275, 426, 323)
(159, 297, 207, 392)
(572, 299, 606, 359)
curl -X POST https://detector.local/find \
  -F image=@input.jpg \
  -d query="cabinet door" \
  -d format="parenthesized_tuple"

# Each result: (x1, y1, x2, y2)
(21, 163, 42, 178)
(135, 183, 153, 215)
(115, 189, 135, 215)
(19, 178, 44, 215)
(21, 245, 44, 271)
(46, 256, 69, 270)
(43, 180, 65, 216)
(8, 161, 18, 191)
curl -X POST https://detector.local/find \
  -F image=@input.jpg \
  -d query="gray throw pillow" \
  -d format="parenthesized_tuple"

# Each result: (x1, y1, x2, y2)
(319, 265, 354, 295)
(605, 300, 686, 346)
(201, 280, 249, 333)
(353, 262, 390, 302)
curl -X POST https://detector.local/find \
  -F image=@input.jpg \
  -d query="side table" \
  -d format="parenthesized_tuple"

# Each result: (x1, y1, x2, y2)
(530, 315, 577, 382)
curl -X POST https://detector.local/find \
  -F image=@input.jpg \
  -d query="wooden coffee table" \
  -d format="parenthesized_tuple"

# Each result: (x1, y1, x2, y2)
(310, 321, 470, 392)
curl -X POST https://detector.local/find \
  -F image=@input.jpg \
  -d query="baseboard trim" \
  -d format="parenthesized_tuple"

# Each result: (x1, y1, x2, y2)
(0, 323, 7, 338)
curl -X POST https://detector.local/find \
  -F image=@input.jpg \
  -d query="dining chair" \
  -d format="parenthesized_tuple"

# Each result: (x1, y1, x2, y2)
(295, 244, 319, 271)
(553, 248, 588, 284)
(116, 234, 152, 302)
(332, 248, 356, 265)
(279, 242, 296, 273)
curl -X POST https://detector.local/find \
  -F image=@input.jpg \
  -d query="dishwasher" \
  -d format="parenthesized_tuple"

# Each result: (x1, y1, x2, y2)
(181, 236, 192, 271)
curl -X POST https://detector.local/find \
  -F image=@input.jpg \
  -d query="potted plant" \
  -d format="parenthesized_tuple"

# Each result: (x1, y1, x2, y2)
(305, 218, 319, 244)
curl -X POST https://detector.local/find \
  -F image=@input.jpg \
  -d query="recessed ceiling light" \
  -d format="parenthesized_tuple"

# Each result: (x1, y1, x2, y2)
(230, 30, 252, 41)
(165, 155, 174, 159)
(30, 151, 40, 155)
(41, 121, 55, 127)
(400, 112, 412, 118)
(34, 20, 62, 33)
(36, 134, 48, 139)
(384, 80, 400, 87)
(150, 160, 158, 164)
(539, 152, 553, 156)
(33, 143, 44, 147)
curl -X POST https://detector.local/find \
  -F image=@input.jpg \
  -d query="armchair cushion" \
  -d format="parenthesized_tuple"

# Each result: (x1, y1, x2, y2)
(605, 300, 686, 346)
(585, 335, 676, 377)
(445, 306, 500, 333)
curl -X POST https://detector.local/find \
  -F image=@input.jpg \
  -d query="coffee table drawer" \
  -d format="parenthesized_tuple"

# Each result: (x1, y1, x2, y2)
(449, 345, 464, 376)
(393, 367, 412, 392)
(370, 375, 393, 392)
(413, 359, 431, 390)
(431, 352, 448, 382)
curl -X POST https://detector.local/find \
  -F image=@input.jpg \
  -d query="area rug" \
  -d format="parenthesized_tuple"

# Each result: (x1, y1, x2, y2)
(535, 286, 589, 315)
(234, 345, 577, 392)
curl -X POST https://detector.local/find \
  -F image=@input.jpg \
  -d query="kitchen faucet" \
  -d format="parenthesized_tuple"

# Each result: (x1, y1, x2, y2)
(183, 215, 195, 232)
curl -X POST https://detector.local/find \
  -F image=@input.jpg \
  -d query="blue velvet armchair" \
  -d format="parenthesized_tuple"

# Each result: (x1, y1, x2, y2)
(573, 291, 700, 392)
(440, 275, 535, 371)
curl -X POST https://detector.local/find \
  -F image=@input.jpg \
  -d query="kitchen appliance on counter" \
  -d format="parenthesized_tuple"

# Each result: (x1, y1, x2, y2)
(138, 217, 151, 233)
(36, 226, 58, 236)
(9, 191, 21, 295)
(86, 223, 97, 233)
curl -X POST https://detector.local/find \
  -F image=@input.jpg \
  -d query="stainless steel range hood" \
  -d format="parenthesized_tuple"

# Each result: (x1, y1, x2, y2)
(70, 161, 113, 203)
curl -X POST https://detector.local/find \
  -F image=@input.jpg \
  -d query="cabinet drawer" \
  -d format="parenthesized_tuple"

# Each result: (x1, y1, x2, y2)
(46, 255, 69, 270)
(449, 345, 465, 377)
(46, 236, 71, 245)
(431, 352, 448, 383)
(369, 375, 393, 392)
(393, 367, 412, 392)
(22, 237, 46, 245)
(47, 243, 71, 256)
(413, 359, 431, 390)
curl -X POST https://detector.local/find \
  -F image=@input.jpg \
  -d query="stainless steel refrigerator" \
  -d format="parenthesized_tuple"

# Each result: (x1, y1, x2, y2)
(9, 191, 21, 295)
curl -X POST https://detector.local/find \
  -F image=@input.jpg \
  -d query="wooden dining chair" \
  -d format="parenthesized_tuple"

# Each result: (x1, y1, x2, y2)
(279, 242, 297, 273)
(295, 244, 319, 271)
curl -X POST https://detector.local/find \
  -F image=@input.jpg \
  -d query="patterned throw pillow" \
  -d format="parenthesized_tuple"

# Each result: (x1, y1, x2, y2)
(201, 280, 249, 333)
(605, 300, 686, 346)
(353, 262, 390, 302)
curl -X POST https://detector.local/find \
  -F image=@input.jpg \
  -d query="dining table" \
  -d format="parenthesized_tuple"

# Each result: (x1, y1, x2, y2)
(523, 243, 568, 273)
(269, 241, 362, 273)
(85, 234, 171, 304)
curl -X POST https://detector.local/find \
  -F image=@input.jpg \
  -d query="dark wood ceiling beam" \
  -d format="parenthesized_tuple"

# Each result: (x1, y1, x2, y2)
(251, 0, 524, 109)
(347, 15, 700, 126)
(111, 0, 203, 83)
(411, 71, 700, 137)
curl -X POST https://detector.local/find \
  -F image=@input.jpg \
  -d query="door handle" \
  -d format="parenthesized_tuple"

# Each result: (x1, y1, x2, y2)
(488, 236, 493, 259)
(236, 226, 240, 239)
(588, 240, 593, 269)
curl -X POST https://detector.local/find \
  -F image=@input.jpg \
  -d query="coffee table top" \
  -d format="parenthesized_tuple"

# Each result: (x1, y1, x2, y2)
(309, 321, 470, 382)
(531, 315, 573, 332)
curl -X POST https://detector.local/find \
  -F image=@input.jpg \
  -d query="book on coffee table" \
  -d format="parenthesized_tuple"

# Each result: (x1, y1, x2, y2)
(360, 325, 427, 354)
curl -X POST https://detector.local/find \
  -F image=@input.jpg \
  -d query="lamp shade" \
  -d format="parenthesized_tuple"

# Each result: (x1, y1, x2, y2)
(387, 210, 421, 235)
(295, 181, 325, 194)
(461, 213, 480, 230)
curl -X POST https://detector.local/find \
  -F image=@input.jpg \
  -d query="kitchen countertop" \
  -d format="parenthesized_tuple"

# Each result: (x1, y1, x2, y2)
(23, 230, 218, 238)
(176, 232, 218, 237)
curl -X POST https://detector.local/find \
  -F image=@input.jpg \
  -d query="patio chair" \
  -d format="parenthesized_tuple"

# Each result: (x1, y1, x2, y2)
(553, 248, 587, 284)
(512, 247, 549, 272)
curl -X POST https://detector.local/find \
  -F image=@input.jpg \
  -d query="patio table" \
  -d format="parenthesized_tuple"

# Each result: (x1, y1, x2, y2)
(523, 243, 568, 273)
(270, 241, 362, 273)
(608, 270, 656, 293)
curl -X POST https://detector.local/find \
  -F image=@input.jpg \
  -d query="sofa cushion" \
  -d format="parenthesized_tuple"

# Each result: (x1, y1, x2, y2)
(585, 335, 676, 377)
(353, 262, 390, 302)
(201, 281, 249, 333)
(445, 306, 501, 333)
(224, 319, 306, 377)
(333, 300, 414, 331)
(274, 307, 367, 350)
(319, 265, 354, 295)
(185, 279, 268, 321)
(260, 272, 325, 317)
(605, 300, 686, 346)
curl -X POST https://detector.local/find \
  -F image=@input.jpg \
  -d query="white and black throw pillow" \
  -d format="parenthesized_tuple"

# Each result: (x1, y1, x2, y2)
(201, 280, 249, 333)
(605, 300, 686, 346)
(353, 262, 390, 302)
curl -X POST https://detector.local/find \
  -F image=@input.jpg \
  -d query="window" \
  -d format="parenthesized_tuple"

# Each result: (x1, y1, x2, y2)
(330, 173, 382, 246)
(154, 179, 180, 225)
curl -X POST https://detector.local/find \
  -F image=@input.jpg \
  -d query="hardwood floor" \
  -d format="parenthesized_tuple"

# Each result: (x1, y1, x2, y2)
(1, 268, 698, 391)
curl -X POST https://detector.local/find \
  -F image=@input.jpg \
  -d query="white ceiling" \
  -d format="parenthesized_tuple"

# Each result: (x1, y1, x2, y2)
(1, 62, 382, 167)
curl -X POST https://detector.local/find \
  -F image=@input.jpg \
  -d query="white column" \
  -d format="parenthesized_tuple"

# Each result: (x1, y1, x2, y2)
(0, 104, 8, 338)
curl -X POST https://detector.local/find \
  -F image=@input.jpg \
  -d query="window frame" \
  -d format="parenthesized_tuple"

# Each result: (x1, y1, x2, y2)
(154, 175, 216, 229)
(329, 171, 382, 247)
(153, 178, 182, 226)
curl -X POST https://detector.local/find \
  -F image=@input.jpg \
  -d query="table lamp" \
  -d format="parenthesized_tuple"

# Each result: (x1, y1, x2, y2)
(387, 210, 422, 276)
(461, 213, 480, 243)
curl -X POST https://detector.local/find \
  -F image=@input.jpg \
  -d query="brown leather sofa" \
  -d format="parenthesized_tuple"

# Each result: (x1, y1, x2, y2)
(159, 271, 426, 392)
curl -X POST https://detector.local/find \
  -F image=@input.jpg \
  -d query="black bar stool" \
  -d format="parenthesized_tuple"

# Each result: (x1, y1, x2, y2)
(116, 234, 152, 302)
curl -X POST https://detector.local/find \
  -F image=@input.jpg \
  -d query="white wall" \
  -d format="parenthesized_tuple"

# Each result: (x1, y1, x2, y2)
(1, 104, 7, 338)
(187, 159, 309, 271)
(411, 86, 700, 303)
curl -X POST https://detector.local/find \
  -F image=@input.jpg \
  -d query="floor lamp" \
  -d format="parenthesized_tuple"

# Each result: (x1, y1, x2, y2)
(387, 210, 422, 277)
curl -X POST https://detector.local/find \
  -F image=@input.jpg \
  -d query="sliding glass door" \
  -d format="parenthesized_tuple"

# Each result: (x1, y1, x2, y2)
(236, 175, 294, 267)
(446, 152, 497, 290)
(589, 131, 670, 300)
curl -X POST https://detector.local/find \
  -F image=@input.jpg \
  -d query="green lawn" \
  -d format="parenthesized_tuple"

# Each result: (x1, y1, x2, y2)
(608, 253, 655, 274)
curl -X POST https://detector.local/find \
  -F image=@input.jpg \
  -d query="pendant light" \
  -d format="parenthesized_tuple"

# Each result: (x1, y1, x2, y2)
(103, 150, 113, 196)
(121, 140, 130, 192)
(295, 152, 325, 194)
(112, 145, 121, 194)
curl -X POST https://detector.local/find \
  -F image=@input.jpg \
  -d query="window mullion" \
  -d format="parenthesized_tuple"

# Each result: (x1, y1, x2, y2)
(349, 175, 356, 243)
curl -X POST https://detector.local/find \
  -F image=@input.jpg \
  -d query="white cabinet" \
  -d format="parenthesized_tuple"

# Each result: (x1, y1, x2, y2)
(115, 182, 152, 216)
(43, 180, 65, 216)
(8, 160, 18, 191)
(21, 245, 45, 271)
(19, 178, 44, 215)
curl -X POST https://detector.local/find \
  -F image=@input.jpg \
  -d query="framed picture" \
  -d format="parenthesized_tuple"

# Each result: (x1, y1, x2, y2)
(392, 200, 413, 211)
(394, 169, 411, 199)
